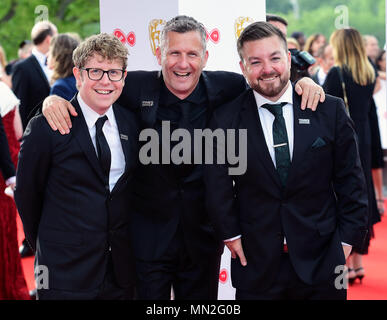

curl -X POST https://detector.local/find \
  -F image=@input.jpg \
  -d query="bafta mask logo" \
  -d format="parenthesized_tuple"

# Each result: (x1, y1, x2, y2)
(235, 16, 253, 39)
(149, 19, 166, 56)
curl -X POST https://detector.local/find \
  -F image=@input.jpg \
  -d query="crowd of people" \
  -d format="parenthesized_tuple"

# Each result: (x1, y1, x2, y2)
(0, 12, 385, 300)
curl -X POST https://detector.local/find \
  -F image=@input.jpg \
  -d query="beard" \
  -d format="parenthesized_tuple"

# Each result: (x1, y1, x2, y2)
(250, 70, 290, 99)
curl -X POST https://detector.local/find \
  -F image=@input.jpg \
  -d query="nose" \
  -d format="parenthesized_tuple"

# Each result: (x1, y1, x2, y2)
(99, 71, 111, 84)
(261, 61, 274, 74)
(177, 54, 189, 69)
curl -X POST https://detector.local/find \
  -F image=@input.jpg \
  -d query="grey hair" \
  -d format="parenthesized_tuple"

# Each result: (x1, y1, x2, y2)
(160, 15, 207, 54)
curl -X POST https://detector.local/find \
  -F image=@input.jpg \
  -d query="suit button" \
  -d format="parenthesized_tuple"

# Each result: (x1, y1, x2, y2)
(108, 246, 111, 251)
(105, 185, 109, 191)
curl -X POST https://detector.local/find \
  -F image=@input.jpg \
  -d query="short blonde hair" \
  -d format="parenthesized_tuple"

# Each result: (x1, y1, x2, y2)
(72, 33, 128, 70)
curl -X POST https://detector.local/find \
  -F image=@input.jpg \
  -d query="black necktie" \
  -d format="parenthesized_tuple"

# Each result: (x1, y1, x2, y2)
(95, 116, 111, 181)
(261, 102, 291, 187)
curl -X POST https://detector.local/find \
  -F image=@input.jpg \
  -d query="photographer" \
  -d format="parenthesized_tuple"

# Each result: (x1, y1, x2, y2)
(289, 48, 315, 82)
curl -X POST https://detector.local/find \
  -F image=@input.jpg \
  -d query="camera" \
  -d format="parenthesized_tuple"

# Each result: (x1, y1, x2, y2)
(289, 49, 316, 81)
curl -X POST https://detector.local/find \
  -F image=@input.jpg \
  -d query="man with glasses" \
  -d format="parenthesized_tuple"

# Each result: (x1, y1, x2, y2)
(14, 33, 139, 300)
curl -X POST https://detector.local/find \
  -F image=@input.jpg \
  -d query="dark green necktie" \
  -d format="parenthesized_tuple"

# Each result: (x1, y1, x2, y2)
(261, 102, 290, 187)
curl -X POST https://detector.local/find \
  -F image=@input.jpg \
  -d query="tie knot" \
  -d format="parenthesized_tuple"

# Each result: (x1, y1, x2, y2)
(261, 102, 287, 117)
(95, 115, 108, 131)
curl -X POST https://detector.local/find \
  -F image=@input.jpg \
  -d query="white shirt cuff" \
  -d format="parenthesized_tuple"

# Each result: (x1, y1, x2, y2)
(5, 176, 16, 186)
(224, 235, 242, 242)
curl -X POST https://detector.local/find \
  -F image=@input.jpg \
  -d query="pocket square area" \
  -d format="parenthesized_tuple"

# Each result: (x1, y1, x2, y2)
(311, 137, 327, 149)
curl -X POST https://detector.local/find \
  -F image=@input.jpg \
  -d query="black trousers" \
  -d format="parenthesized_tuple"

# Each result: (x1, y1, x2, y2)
(236, 252, 346, 300)
(37, 254, 134, 300)
(135, 231, 221, 300)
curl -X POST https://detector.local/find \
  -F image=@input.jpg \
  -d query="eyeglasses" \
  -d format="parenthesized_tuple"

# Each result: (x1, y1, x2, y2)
(80, 68, 125, 82)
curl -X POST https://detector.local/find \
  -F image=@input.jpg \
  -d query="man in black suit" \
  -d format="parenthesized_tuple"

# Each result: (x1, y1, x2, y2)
(205, 22, 368, 300)
(14, 33, 138, 300)
(41, 16, 325, 300)
(0, 116, 15, 189)
(12, 21, 57, 130)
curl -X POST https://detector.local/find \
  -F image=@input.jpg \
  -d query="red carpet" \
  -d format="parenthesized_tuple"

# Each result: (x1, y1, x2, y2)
(16, 210, 387, 299)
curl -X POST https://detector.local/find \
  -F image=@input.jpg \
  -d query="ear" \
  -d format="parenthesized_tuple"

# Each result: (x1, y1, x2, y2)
(156, 46, 162, 66)
(202, 50, 209, 68)
(73, 67, 82, 88)
(239, 60, 246, 75)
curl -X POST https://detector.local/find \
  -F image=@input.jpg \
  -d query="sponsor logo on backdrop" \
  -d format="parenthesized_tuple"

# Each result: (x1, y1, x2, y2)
(149, 19, 166, 55)
(205, 28, 220, 44)
(219, 268, 228, 283)
(113, 28, 136, 47)
(234, 16, 253, 39)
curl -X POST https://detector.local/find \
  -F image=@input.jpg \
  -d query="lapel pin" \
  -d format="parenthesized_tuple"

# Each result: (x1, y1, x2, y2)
(142, 100, 154, 107)
(298, 119, 310, 125)
(120, 134, 128, 140)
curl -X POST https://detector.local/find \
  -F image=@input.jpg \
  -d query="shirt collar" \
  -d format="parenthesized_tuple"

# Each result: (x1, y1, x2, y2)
(77, 94, 114, 129)
(32, 47, 47, 67)
(254, 80, 293, 109)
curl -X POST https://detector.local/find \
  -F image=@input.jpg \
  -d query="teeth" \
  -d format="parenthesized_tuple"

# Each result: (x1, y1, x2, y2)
(95, 90, 112, 94)
(261, 77, 276, 81)
(174, 72, 190, 76)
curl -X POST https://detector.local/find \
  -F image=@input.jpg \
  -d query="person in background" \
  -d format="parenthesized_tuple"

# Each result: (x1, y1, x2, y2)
(0, 45, 12, 88)
(12, 20, 58, 131)
(291, 31, 306, 50)
(324, 27, 380, 285)
(5, 40, 33, 76)
(311, 44, 335, 86)
(304, 33, 327, 76)
(47, 33, 80, 100)
(287, 37, 300, 50)
(372, 49, 387, 216)
(0, 78, 29, 300)
(266, 14, 288, 36)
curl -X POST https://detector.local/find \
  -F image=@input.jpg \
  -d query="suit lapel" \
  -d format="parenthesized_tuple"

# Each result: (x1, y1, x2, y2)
(30, 55, 50, 89)
(71, 96, 106, 184)
(285, 89, 313, 189)
(202, 72, 224, 123)
(139, 71, 161, 127)
(240, 90, 282, 188)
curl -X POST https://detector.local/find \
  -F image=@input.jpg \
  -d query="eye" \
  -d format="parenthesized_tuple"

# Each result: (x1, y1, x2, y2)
(109, 70, 119, 76)
(90, 68, 101, 75)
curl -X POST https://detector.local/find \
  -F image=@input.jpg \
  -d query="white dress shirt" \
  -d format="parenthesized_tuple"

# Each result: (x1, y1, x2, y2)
(77, 94, 125, 192)
(32, 47, 52, 83)
(316, 68, 328, 86)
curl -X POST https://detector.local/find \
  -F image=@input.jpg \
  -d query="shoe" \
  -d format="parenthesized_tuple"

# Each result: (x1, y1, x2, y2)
(19, 243, 34, 258)
(354, 267, 365, 284)
(347, 268, 357, 285)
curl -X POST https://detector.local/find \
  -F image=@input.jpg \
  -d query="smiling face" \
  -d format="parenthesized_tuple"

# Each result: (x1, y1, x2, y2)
(156, 31, 208, 100)
(73, 53, 126, 114)
(239, 35, 291, 101)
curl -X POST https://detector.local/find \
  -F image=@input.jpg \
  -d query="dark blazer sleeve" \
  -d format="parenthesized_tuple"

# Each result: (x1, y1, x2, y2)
(323, 67, 343, 99)
(12, 61, 30, 128)
(14, 115, 52, 251)
(0, 116, 15, 180)
(204, 105, 242, 241)
(332, 98, 368, 247)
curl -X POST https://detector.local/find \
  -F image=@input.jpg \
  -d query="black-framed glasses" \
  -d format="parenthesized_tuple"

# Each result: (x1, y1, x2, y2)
(80, 68, 125, 81)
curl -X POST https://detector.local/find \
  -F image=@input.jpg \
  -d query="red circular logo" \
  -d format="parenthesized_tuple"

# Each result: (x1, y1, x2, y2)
(127, 32, 136, 47)
(205, 28, 221, 44)
(113, 28, 126, 44)
(219, 268, 228, 283)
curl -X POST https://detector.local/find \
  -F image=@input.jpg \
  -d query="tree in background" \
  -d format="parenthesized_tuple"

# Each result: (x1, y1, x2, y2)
(267, 0, 385, 47)
(0, 0, 99, 61)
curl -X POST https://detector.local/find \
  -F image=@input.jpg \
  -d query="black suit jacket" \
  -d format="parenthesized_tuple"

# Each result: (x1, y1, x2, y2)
(12, 54, 50, 130)
(14, 95, 139, 292)
(0, 116, 15, 179)
(204, 87, 368, 292)
(117, 70, 248, 264)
